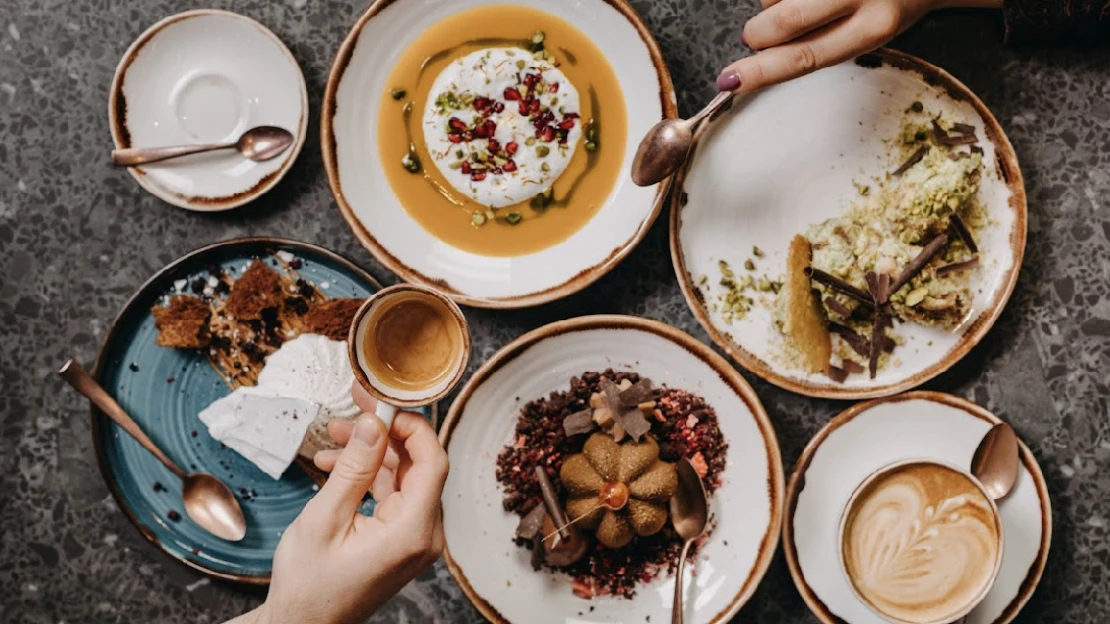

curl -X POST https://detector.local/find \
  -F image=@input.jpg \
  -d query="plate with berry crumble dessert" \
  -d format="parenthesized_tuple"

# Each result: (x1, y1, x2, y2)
(89, 237, 434, 583)
(440, 315, 784, 623)
(323, 0, 676, 307)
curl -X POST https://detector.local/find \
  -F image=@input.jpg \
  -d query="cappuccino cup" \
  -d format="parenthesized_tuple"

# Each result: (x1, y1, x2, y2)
(348, 284, 471, 428)
(838, 459, 1004, 624)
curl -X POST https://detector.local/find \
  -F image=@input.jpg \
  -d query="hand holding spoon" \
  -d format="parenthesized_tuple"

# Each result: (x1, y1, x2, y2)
(669, 457, 710, 624)
(631, 91, 734, 187)
(59, 360, 247, 542)
(111, 125, 294, 167)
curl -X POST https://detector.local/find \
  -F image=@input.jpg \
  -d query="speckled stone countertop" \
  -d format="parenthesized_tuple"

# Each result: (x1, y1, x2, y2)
(1, 0, 1107, 622)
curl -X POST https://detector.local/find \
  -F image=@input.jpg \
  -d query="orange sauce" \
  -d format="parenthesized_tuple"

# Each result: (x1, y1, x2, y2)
(377, 5, 627, 257)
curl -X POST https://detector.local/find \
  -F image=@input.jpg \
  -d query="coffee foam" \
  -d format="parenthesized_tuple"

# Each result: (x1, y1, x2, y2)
(843, 462, 1001, 624)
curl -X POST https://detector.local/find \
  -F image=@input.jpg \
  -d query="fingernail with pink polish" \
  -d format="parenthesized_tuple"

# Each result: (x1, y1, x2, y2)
(716, 71, 741, 92)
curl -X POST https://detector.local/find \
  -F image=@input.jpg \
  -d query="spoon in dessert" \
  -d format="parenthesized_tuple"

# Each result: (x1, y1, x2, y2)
(59, 360, 247, 542)
(630, 91, 734, 187)
(111, 125, 294, 167)
(669, 457, 710, 624)
(971, 422, 1020, 501)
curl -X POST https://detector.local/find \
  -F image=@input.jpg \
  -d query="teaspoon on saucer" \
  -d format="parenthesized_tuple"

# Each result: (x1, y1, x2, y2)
(59, 359, 247, 542)
(111, 125, 294, 167)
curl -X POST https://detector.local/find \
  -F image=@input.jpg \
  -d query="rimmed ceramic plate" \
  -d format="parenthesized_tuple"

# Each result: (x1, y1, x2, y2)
(109, 10, 308, 211)
(323, 0, 676, 308)
(783, 391, 1051, 624)
(671, 49, 1026, 398)
(439, 315, 783, 623)
(90, 238, 435, 584)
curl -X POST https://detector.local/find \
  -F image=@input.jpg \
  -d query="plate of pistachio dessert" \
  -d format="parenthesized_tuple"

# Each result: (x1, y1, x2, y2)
(671, 49, 1026, 398)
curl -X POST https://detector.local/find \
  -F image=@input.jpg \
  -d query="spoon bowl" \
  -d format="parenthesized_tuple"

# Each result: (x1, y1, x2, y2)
(669, 457, 710, 624)
(235, 125, 296, 162)
(59, 359, 247, 542)
(631, 91, 733, 187)
(971, 422, 1020, 501)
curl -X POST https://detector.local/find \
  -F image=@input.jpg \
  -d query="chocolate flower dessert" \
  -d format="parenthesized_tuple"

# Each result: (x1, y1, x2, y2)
(560, 432, 678, 549)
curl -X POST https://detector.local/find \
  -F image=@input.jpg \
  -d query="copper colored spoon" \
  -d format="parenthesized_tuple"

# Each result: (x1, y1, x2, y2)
(59, 360, 247, 542)
(111, 125, 294, 167)
(972, 422, 1020, 500)
(630, 91, 733, 187)
(669, 457, 710, 624)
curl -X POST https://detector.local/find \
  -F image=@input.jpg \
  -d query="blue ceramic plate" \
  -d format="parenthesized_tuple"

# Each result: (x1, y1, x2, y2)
(91, 237, 434, 584)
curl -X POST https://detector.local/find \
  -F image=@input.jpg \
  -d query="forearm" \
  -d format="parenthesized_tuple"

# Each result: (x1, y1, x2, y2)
(223, 604, 269, 624)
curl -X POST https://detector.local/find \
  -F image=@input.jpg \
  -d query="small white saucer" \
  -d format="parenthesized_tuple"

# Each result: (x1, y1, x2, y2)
(109, 10, 307, 211)
(784, 392, 1051, 624)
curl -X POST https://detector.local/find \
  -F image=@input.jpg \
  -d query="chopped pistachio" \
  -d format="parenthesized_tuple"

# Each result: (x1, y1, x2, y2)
(485, 209, 496, 220)
(699, 274, 708, 286)
(448, 161, 462, 169)
(752, 245, 764, 258)
(541, 162, 550, 172)
(516, 60, 526, 69)
(584, 141, 597, 152)
(531, 31, 545, 44)
(525, 136, 537, 146)
(905, 287, 929, 307)
(471, 212, 487, 226)
(532, 50, 545, 61)
(757, 277, 772, 291)
(535, 145, 550, 157)
(389, 88, 406, 100)
(743, 259, 756, 271)
(505, 211, 523, 225)
(401, 151, 420, 174)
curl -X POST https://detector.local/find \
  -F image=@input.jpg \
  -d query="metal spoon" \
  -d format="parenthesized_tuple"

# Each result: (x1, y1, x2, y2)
(59, 360, 247, 542)
(669, 457, 710, 624)
(971, 422, 1020, 500)
(111, 125, 294, 167)
(630, 91, 734, 187)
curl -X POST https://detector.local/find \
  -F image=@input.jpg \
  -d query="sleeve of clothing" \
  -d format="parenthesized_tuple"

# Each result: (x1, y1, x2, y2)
(1002, 0, 1110, 43)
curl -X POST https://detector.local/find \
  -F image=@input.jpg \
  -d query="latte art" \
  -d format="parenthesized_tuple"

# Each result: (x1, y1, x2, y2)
(842, 462, 1001, 624)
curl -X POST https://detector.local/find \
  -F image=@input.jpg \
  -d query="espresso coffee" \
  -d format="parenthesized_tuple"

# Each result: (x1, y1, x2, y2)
(841, 461, 1002, 624)
(362, 292, 463, 392)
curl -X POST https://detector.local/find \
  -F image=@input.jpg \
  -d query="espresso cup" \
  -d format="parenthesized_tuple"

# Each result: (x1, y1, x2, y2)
(348, 284, 471, 428)
(838, 459, 1004, 624)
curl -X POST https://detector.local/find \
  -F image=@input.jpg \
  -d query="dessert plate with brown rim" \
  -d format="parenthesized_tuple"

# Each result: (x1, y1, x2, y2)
(323, 0, 676, 308)
(109, 10, 308, 211)
(439, 315, 783, 623)
(784, 391, 1051, 624)
(671, 49, 1026, 398)
(89, 237, 434, 583)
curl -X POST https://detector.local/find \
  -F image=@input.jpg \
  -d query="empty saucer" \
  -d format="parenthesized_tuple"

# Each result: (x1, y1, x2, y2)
(109, 10, 307, 211)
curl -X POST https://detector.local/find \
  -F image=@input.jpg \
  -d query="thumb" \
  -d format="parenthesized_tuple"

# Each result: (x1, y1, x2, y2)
(312, 414, 389, 524)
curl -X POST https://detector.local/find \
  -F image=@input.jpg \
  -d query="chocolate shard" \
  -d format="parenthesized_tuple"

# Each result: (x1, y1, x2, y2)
(937, 132, 978, 146)
(616, 408, 652, 443)
(951, 122, 976, 135)
(890, 234, 950, 295)
(618, 379, 653, 406)
(970, 145, 984, 155)
(516, 503, 546, 540)
(948, 214, 979, 254)
(824, 296, 854, 319)
(936, 257, 981, 277)
(827, 365, 849, 384)
(563, 409, 597, 437)
(530, 533, 545, 571)
(805, 267, 873, 306)
(842, 360, 866, 374)
(830, 323, 871, 357)
(893, 145, 929, 176)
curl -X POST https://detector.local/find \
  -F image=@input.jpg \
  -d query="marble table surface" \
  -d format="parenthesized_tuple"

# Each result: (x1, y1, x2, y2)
(2, 0, 1108, 622)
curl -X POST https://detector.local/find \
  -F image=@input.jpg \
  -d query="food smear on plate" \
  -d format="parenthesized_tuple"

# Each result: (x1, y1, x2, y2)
(151, 254, 366, 479)
(495, 370, 728, 599)
(378, 5, 626, 257)
(701, 107, 987, 382)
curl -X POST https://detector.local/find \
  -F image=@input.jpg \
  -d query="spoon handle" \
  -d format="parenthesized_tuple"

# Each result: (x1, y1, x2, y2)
(59, 359, 186, 479)
(688, 90, 734, 127)
(111, 142, 235, 167)
(671, 538, 695, 624)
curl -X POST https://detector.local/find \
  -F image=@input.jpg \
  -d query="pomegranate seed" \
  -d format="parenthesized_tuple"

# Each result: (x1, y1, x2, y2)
(474, 124, 489, 139)
(448, 117, 466, 132)
(488, 139, 501, 152)
(484, 120, 497, 135)
(493, 102, 505, 113)
(523, 73, 539, 88)
(529, 100, 541, 115)
(471, 171, 487, 181)
(460, 162, 471, 174)
(540, 126, 556, 142)
(473, 97, 491, 110)
(503, 160, 517, 172)
(550, 82, 559, 93)
(503, 87, 522, 101)
(492, 167, 503, 175)
(462, 131, 473, 141)
(564, 112, 579, 119)
(447, 133, 462, 143)
(519, 102, 530, 115)
(505, 142, 518, 155)
(558, 118, 576, 130)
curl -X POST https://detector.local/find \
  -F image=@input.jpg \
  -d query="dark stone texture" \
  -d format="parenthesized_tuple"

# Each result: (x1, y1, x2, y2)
(0, 1, 1107, 623)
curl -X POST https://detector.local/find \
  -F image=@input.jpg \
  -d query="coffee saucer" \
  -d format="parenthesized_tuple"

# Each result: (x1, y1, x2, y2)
(109, 10, 307, 211)
(784, 391, 1051, 624)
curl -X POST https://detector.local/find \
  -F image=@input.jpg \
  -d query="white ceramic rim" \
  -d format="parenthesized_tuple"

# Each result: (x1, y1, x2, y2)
(107, 9, 309, 212)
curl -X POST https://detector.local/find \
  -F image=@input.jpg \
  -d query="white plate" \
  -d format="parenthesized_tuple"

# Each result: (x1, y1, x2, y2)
(440, 316, 784, 623)
(671, 50, 1026, 398)
(323, 0, 676, 308)
(784, 392, 1051, 624)
(109, 10, 308, 211)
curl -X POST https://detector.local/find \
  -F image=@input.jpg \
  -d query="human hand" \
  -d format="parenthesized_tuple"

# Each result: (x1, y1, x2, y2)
(716, 0, 1002, 93)
(244, 382, 448, 624)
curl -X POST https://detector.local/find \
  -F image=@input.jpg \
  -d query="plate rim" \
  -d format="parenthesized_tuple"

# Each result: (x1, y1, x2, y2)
(438, 314, 785, 623)
(320, 0, 678, 309)
(107, 9, 309, 212)
(88, 236, 434, 585)
(781, 390, 1053, 624)
(669, 47, 1028, 399)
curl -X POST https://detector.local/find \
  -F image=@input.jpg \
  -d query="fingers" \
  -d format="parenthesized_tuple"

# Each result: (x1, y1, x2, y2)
(326, 418, 355, 446)
(718, 11, 890, 93)
(743, 0, 854, 50)
(388, 411, 449, 526)
(310, 414, 389, 528)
